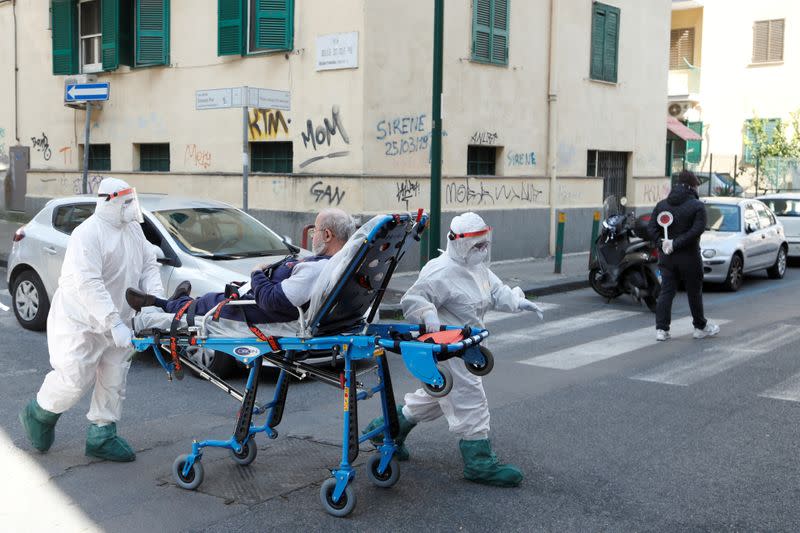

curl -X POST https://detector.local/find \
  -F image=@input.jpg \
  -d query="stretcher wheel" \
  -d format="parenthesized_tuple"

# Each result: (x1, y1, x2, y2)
(230, 439, 257, 466)
(366, 454, 400, 488)
(465, 346, 494, 377)
(423, 363, 453, 398)
(320, 478, 356, 517)
(172, 454, 204, 490)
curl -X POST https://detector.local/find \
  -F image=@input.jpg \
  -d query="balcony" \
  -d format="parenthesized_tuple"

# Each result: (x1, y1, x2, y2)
(668, 65, 700, 101)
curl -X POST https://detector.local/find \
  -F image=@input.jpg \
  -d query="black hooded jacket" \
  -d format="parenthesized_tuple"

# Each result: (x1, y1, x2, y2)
(647, 183, 707, 258)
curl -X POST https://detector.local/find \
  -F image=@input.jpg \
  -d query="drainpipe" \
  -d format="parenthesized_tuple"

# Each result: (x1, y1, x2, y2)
(546, 0, 559, 255)
(13, 0, 20, 142)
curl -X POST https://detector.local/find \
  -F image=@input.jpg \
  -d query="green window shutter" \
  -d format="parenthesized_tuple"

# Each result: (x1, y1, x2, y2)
(255, 0, 293, 51)
(136, 0, 170, 66)
(119, 0, 133, 66)
(218, 0, 243, 55)
(491, 0, 508, 65)
(744, 120, 755, 164)
(686, 121, 702, 164)
(603, 5, 619, 82)
(101, 0, 120, 71)
(590, 5, 606, 80)
(51, 0, 78, 75)
(472, 0, 491, 62)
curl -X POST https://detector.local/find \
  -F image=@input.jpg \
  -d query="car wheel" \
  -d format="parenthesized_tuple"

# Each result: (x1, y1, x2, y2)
(12, 270, 50, 331)
(723, 254, 744, 292)
(185, 346, 237, 379)
(767, 246, 787, 279)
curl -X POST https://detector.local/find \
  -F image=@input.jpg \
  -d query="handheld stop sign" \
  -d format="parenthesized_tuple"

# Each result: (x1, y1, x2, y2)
(657, 211, 674, 240)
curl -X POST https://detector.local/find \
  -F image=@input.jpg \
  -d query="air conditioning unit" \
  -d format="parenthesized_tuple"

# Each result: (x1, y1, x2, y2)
(668, 102, 689, 119)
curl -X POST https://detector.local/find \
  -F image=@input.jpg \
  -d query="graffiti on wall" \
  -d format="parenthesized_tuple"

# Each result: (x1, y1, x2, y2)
(45, 174, 105, 194)
(184, 144, 212, 170)
(376, 114, 430, 157)
(31, 132, 52, 161)
(506, 150, 537, 167)
(0, 128, 8, 165)
(309, 180, 346, 206)
(395, 179, 421, 209)
(58, 146, 73, 166)
(300, 106, 350, 168)
(470, 131, 499, 145)
(249, 109, 290, 141)
(642, 183, 671, 204)
(557, 184, 582, 204)
(445, 179, 544, 206)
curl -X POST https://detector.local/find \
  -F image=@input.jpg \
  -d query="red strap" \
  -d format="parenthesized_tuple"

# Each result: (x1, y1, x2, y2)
(169, 301, 193, 372)
(448, 227, 492, 240)
(247, 322, 281, 352)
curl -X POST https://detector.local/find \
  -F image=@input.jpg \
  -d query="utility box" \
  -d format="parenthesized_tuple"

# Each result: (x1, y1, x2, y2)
(8, 146, 30, 212)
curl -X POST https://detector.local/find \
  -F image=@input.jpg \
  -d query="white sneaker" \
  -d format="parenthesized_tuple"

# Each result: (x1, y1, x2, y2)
(693, 321, 720, 339)
(656, 329, 671, 341)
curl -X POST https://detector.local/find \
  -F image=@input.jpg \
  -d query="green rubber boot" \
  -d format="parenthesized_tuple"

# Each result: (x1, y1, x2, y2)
(85, 423, 136, 462)
(460, 439, 523, 487)
(19, 399, 61, 452)
(362, 405, 416, 461)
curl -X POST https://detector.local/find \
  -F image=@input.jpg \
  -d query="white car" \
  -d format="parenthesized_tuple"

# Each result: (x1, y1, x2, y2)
(700, 197, 787, 291)
(757, 193, 800, 258)
(7, 194, 309, 376)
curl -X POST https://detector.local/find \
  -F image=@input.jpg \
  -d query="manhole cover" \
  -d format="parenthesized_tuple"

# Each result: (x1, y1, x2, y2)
(161, 437, 369, 505)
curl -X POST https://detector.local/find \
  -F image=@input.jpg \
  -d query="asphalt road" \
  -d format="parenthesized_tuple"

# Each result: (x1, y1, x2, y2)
(3, 267, 800, 532)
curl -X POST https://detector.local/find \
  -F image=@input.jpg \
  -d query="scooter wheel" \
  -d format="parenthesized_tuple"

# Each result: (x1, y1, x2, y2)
(173, 454, 204, 490)
(320, 478, 356, 517)
(423, 363, 453, 398)
(589, 267, 622, 299)
(230, 439, 257, 466)
(465, 346, 494, 377)
(366, 454, 401, 488)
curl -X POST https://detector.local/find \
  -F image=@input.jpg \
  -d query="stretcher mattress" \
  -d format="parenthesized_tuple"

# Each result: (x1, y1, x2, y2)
(133, 307, 304, 338)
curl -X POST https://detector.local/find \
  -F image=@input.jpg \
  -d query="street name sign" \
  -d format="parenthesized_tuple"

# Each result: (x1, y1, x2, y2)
(195, 86, 290, 111)
(64, 82, 110, 103)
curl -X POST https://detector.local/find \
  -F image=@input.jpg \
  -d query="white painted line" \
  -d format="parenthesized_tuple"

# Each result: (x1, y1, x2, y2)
(491, 309, 641, 349)
(760, 372, 800, 403)
(520, 317, 731, 370)
(0, 368, 40, 378)
(484, 303, 560, 326)
(632, 324, 797, 386)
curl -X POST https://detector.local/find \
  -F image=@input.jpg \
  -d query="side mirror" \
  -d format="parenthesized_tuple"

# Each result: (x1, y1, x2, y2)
(620, 196, 628, 207)
(745, 222, 757, 234)
(153, 245, 177, 266)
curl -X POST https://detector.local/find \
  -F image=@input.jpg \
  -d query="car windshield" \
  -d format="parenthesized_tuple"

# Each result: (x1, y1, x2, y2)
(705, 204, 741, 232)
(152, 207, 289, 259)
(762, 198, 800, 217)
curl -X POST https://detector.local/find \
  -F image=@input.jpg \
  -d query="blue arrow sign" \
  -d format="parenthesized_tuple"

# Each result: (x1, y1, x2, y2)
(65, 82, 110, 102)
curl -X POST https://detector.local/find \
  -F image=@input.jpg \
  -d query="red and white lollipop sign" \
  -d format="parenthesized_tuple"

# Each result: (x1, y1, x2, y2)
(657, 211, 674, 239)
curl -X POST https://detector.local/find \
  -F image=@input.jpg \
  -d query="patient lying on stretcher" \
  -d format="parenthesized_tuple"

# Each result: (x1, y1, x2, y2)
(124, 208, 354, 322)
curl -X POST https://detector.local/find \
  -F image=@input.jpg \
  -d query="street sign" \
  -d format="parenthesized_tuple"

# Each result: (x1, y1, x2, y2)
(64, 82, 110, 103)
(195, 86, 290, 111)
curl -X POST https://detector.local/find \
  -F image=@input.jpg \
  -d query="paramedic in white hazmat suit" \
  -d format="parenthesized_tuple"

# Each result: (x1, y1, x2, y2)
(365, 212, 544, 487)
(19, 177, 164, 462)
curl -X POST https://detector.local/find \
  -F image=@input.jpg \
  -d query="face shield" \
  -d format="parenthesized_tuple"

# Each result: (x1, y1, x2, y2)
(448, 225, 492, 266)
(100, 187, 143, 224)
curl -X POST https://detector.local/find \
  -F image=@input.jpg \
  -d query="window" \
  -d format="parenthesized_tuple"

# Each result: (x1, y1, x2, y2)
(83, 143, 111, 170)
(467, 146, 497, 175)
(471, 0, 508, 66)
(743, 118, 780, 164)
(752, 19, 784, 64)
(53, 203, 96, 235)
(218, 0, 294, 56)
(744, 204, 759, 230)
(669, 28, 694, 69)
(754, 202, 774, 228)
(705, 204, 740, 232)
(588, 150, 628, 198)
(51, 0, 170, 75)
(590, 2, 620, 83)
(139, 143, 170, 171)
(251, 142, 293, 173)
(762, 198, 800, 217)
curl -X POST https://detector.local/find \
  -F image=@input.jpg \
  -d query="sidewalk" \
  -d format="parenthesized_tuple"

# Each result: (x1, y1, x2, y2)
(379, 252, 590, 316)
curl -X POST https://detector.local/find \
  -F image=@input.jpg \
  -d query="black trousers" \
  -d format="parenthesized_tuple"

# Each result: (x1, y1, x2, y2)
(655, 253, 707, 331)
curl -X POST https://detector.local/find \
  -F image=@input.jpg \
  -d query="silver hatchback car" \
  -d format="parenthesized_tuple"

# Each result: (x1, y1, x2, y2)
(7, 194, 308, 375)
(700, 197, 788, 291)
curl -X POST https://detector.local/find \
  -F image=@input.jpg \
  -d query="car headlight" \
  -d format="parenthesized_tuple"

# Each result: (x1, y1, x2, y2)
(702, 249, 716, 258)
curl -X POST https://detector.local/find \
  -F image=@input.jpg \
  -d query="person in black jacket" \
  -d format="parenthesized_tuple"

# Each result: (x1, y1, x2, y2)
(647, 170, 720, 341)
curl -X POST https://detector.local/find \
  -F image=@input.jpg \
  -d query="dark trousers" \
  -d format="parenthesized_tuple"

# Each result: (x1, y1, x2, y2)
(161, 292, 268, 323)
(655, 254, 707, 331)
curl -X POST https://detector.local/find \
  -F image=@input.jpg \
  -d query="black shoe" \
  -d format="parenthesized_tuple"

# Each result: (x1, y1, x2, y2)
(125, 288, 155, 312)
(170, 280, 192, 300)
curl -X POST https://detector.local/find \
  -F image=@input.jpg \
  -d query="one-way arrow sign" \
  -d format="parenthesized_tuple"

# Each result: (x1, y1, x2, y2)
(65, 82, 110, 103)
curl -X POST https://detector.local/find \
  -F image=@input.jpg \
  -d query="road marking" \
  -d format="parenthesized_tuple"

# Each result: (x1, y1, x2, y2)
(519, 317, 731, 370)
(632, 324, 798, 386)
(759, 371, 800, 403)
(484, 303, 560, 326)
(0, 368, 40, 378)
(490, 309, 641, 349)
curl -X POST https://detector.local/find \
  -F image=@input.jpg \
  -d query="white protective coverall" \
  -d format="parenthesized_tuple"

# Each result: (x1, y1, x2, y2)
(36, 178, 164, 425)
(400, 212, 542, 439)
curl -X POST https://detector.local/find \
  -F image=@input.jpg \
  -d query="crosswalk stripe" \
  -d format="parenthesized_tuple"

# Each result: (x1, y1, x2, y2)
(759, 371, 800, 403)
(484, 303, 560, 326)
(519, 317, 731, 370)
(490, 309, 641, 349)
(632, 323, 797, 386)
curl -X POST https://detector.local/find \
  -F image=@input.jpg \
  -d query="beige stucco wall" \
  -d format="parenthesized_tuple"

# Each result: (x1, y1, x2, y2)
(0, 3, 14, 169)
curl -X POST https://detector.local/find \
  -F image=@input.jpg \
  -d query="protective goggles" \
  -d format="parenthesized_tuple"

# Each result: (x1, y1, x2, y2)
(99, 187, 136, 202)
(447, 227, 492, 241)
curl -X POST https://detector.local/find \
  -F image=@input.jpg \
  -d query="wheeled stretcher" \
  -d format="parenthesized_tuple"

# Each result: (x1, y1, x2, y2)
(131, 212, 495, 517)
